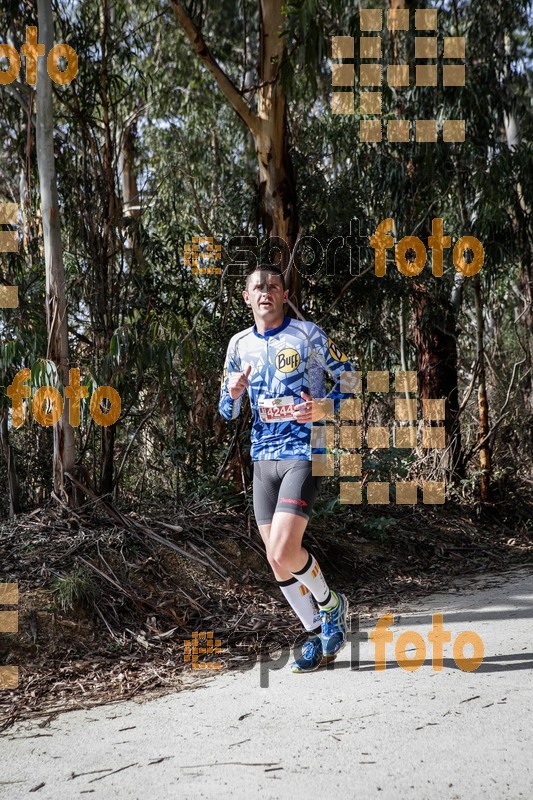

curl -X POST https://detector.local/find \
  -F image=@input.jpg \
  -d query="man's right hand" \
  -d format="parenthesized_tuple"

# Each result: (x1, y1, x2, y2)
(228, 364, 252, 400)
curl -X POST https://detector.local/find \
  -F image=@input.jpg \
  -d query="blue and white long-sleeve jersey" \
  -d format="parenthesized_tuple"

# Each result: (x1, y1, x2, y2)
(218, 316, 357, 461)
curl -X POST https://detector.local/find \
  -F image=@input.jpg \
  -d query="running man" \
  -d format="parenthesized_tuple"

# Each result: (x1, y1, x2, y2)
(218, 265, 357, 672)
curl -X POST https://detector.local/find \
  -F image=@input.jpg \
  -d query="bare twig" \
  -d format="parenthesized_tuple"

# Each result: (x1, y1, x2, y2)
(463, 358, 526, 463)
(316, 267, 373, 325)
(113, 394, 161, 488)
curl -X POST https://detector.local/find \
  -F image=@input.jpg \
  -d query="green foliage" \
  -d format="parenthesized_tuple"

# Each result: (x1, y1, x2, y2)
(50, 566, 99, 613)
(313, 494, 342, 519)
(361, 516, 398, 541)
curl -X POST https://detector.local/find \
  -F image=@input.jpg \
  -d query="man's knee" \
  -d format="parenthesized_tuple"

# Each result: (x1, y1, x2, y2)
(269, 531, 300, 569)
(266, 549, 282, 572)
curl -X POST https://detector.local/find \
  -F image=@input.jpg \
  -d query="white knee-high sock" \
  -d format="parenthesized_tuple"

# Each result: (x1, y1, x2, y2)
(290, 551, 337, 609)
(276, 576, 321, 632)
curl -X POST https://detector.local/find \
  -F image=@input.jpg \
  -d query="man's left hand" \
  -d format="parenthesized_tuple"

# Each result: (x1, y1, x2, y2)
(292, 391, 326, 423)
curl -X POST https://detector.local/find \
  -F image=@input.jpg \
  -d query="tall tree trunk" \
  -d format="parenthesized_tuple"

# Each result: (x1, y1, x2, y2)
(399, 296, 411, 409)
(391, 0, 464, 481)
(121, 125, 140, 223)
(121, 122, 144, 264)
(36, 0, 76, 502)
(0, 406, 21, 516)
(413, 282, 464, 480)
(97, 0, 120, 496)
(170, 0, 301, 309)
(256, 0, 300, 306)
(473, 275, 492, 501)
(399, 296, 408, 373)
(100, 422, 115, 498)
(409, 216, 464, 482)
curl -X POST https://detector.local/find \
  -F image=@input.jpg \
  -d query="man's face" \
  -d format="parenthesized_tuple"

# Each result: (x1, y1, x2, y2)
(243, 271, 288, 321)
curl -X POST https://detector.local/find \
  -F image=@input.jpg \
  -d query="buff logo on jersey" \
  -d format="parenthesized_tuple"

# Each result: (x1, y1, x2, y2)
(328, 338, 348, 362)
(275, 348, 301, 373)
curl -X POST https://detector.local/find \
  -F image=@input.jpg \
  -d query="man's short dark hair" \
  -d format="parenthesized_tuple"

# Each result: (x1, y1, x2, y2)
(245, 264, 286, 291)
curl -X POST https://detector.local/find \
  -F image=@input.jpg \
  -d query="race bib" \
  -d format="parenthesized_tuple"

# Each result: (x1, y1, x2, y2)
(258, 396, 296, 423)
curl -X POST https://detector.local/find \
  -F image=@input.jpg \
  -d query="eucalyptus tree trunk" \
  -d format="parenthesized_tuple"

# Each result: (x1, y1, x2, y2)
(36, 0, 76, 501)
(472, 275, 492, 501)
(1, 407, 21, 516)
(399, 297, 409, 372)
(413, 283, 464, 480)
(121, 122, 144, 265)
(256, 1, 299, 290)
(399, 297, 411, 409)
(170, 0, 301, 309)
(389, 0, 463, 480)
(97, 0, 121, 496)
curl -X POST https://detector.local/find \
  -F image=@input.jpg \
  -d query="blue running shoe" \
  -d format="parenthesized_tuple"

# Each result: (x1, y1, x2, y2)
(320, 591, 348, 657)
(290, 633, 324, 673)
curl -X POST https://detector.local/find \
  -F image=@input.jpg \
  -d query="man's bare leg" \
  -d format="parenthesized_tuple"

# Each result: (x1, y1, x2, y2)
(258, 517, 307, 578)
(258, 513, 338, 669)
(257, 522, 292, 580)
(267, 512, 343, 669)
(265, 512, 309, 574)
(258, 518, 321, 631)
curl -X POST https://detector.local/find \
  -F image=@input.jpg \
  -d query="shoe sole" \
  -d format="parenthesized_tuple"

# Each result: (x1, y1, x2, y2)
(291, 653, 337, 673)
(291, 656, 323, 673)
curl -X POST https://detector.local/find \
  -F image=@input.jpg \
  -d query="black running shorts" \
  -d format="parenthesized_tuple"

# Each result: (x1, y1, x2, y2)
(252, 459, 323, 525)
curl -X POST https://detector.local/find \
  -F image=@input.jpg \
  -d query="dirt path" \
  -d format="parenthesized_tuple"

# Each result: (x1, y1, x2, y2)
(1, 568, 532, 799)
